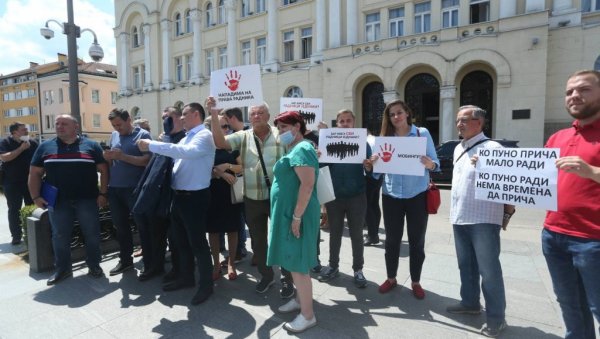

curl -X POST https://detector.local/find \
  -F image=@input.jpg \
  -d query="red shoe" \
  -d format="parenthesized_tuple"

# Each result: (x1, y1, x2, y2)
(378, 279, 397, 294)
(412, 283, 425, 300)
(228, 271, 238, 281)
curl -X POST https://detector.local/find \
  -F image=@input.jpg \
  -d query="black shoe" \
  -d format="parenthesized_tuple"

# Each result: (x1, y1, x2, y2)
(255, 278, 275, 293)
(88, 267, 104, 278)
(109, 261, 134, 276)
(363, 236, 380, 246)
(138, 268, 164, 282)
(162, 270, 178, 284)
(280, 280, 295, 299)
(191, 286, 214, 305)
(163, 279, 195, 292)
(311, 263, 324, 274)
(47, 271, 73, 285)
(11, 237, 22, 245)
(239, 247, 248, 258)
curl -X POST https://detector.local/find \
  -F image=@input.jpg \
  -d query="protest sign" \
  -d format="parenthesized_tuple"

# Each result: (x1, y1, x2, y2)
(210, 64, 264, 109)
(318, 128, 367, 164)
(373, 136, 426, 175)
(474, 148, 559, 211)
(280, 98, 322, 131)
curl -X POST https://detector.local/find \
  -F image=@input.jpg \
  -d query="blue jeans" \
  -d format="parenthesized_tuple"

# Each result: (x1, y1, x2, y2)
(542, 228, 600, 339)
(108, 187, 135, 263)
(453, 223, 506, 327)
(48, 199, 102, 273)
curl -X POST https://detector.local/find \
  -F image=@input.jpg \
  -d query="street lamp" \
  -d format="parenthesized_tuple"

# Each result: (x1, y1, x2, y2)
(39, 0, 104, 128)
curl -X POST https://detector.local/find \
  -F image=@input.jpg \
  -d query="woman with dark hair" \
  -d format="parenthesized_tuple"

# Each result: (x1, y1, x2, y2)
(373, 99, 439, 300)
(267, 111, 320, 333)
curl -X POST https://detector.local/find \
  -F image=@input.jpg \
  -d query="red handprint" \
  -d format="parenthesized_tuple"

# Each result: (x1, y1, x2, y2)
(224, 69, 242, 91)
(378, 143, 395, 162)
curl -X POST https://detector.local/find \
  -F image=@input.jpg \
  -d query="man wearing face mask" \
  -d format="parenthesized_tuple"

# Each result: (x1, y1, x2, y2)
(206, 97, 295, 299)
(0, 122, 38, 245)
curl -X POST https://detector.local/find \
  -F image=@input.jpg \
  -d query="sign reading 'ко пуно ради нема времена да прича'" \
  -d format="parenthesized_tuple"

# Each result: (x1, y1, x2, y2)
(474, 148, 560, 211)
(317, 128, 367, 164)
(210, 64, 264, 109)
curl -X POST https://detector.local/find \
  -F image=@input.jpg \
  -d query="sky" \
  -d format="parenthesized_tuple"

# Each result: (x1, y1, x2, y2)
(0, 0, 116, 75)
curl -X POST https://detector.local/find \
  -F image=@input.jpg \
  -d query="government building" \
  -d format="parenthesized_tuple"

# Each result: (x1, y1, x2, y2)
(114, 0, 600, 146)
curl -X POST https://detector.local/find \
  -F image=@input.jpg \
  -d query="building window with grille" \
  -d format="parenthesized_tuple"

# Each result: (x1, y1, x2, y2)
(28, 88, 35, 97)
(175, 57, 183, 82)
(185, 9, 192, 33)
(219, 47, 228, 69)
(28, 124, 37, 132)
(15, 91, 22, 99)
(285, 86, 303, 98)
(283, 31, 294, 62)
(207, 50, 215, 74)
(366, 12, 381, 42)
(93, 114, 101, 128)
(242, 0, 250, 17)
(256, 0, 265, 13)
(132, 26, 139, 47)
(389, 7, 404, 37)
(470, 0, 490, 23)
(16, 108, 23, 116)
(174, 13, 182, 36)
(133, 66, 141, 89)
(92, 89, 100, 103)
(414, 2, 431, 33)
(206, 3, 214, 27)
(218, 0, 227, 24)
(583, 0, 600, 12)
(301, 27, 312, 59)
(442, 0, 459, 28)
(241, 41, 251, 65)
(256, 37, 266, 65)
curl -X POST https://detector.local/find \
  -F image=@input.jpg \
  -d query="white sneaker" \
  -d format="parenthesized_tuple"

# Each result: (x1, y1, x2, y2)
(283, 313, 317, 333)
(278, 298, 301, 313)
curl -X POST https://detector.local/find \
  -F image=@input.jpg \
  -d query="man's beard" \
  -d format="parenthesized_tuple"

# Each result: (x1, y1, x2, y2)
(567, 101, 600, 120)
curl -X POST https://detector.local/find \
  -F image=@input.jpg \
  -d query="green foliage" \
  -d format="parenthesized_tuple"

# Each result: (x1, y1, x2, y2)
(19, 204, 38, 246)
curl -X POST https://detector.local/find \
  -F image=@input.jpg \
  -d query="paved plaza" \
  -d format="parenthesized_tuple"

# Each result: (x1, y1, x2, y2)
(0, 189, 564, 338)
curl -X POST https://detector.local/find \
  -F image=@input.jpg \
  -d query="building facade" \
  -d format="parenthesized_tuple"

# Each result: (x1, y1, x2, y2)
(114, 0, 600, 146)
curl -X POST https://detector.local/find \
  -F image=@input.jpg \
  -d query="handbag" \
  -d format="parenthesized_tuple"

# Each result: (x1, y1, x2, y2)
(317, 166, 336, 204)
(230, 175, 244, 204)
(426, 179, 441, 214)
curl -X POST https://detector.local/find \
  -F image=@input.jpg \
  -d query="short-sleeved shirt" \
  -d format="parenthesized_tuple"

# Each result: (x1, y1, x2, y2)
(31, 136, 106, 201)
(544, 118, 600, 240)
(108, 127, 151, 187)
(0, 136, 38, 183)
(450, 132, 503, 225)
(226, 126, 285, 200)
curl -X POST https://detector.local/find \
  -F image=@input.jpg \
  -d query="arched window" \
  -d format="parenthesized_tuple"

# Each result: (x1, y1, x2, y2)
(132, 26, 139, 47)
(185, 9, 192, 33)
(218, 0, 227, 24)
(405, 73, 440, 144)
(460, 70, 494, 137)
(285, 86, 303, 98)
(595, 55, 600, 71)
(174, 12, 182, 36)
(362, 82, 384, 135)
(206, 3, 213, 27)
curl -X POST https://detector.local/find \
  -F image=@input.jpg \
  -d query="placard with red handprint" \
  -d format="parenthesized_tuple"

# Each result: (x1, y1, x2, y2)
(372, 136, 427, 175)
(210, 64, 264, 109)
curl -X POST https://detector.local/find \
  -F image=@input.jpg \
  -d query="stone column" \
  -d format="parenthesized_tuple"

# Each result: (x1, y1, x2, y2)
(328, 0, 340, 48)
(311, 0, 326, 64)
(159, 19, 174, 90)
(142, 24, 153, 91)
(226, 0, 237, 66)
(440, 86, 457, 142)
(118, 32, 132, 96)
(499, 0, 517, 18)
(190, 8, 203, 85)
(346, 0, 358, 45)
(264, 0, 279, 72)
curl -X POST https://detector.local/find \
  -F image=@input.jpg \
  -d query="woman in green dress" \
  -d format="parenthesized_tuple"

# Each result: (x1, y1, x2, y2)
(267, 111, 320, 333)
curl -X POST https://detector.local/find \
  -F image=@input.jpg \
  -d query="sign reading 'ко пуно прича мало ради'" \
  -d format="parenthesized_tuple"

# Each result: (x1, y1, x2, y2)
(474, 148, 560, 211)
(210, 64, 264, 109)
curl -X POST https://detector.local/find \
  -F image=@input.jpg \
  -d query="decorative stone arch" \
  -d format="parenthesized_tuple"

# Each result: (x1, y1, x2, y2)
(159, 0, 201, 21)
(341, 68, 385, 133)
(343, 64, 387, 100)
(453, 49, 511, 87)
(391, 51, 447, 90)
(115, 2, 151, 33)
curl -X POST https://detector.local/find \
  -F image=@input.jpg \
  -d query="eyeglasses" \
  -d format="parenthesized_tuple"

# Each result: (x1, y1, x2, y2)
(456, 118, 480, 125)
(220, 124, 230, 129)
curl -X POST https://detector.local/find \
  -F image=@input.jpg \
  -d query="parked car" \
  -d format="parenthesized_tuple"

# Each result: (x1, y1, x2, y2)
(431, 139, 519, 183)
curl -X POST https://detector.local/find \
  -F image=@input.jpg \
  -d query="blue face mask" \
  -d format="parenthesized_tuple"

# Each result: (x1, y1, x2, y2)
(279, 130, 295, 145)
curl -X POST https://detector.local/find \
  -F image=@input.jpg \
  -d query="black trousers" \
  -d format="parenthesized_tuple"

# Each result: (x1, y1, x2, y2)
(4, 180, 32, 240)
(134, 212, 168, 272)
(170, 189, 212, 290)
(382, 191, 428, 282)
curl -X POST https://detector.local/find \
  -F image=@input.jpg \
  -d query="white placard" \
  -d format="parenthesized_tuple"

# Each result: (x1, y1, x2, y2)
(318, 128, 367, 164)
(474, 148, 559, 211)
(210, 64, 264, 109)
(280, 97, 323, 131)
(373, 137, 427, 176)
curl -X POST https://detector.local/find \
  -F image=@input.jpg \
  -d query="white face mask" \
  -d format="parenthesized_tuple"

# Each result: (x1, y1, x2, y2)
(19, 135, 30, 142)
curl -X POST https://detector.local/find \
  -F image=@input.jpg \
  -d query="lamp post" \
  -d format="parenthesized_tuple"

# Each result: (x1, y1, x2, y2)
(40, 0, 104, 128)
